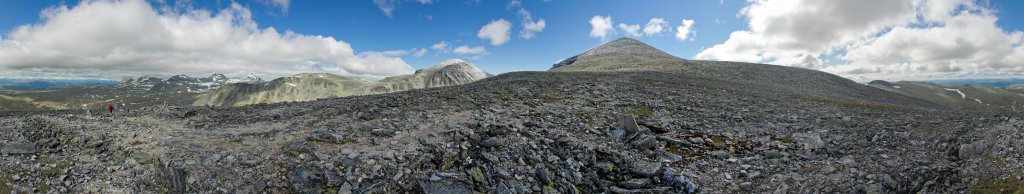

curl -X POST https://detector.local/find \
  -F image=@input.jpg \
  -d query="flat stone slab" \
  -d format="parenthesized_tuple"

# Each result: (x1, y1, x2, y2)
(1, 141, 38, 155)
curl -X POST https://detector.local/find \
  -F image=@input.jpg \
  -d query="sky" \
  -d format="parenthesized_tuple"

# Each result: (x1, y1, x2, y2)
(0, 0, 1022, 82)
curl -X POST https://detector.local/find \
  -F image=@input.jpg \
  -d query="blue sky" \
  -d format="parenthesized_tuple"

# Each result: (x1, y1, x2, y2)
(0, 0, 1022, 81)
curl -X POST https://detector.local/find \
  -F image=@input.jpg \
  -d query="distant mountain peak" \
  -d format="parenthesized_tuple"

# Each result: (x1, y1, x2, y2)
(550, 37, 683, 71)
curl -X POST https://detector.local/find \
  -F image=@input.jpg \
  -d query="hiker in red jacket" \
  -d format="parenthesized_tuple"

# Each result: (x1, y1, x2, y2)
(107, 104, 114, 113)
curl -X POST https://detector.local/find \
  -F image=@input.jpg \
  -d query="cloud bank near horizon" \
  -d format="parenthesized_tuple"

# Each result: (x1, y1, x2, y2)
(0, 0, 415, 79)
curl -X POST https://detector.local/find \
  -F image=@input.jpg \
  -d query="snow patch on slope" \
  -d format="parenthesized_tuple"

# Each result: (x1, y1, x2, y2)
(944, 88, 965, 99)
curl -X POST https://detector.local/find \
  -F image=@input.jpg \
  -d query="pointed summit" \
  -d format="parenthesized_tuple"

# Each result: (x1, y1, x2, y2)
(550, 38, 684, 72)
(368, 59, 491, 94)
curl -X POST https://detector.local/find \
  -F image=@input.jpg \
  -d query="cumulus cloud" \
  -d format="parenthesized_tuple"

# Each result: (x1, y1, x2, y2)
(453, 45, 488, 56)
(412, 48, 428, 57)
(416, 0, 434, 4)
(696, 0, 1024, 80)
(373, 0, 399, 18)
(430, 41, 451, 53)
(518, 9, 546, 39)
(643, 18, 668, 36)
(617, 23, 642, 37)
(589, 15, 614, 39)
(0, 0, 414, 79)
(478, 19, 512, 46)
(259, 0, 291, 13)
(675, 19, 696, 41)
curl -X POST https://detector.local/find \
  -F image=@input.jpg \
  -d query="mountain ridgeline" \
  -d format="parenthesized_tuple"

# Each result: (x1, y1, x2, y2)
(868, 80, 1024, 112)
(193, 59, 491, 107)
(552, 38, 941, 109)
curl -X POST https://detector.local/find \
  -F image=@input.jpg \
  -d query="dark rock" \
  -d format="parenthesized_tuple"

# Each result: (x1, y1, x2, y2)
(371, 128, 395, 136)
(958, 143, 985, 159)
(629, 160, 661, 177)
(620, 178, 650, 189)
(419, 180, 472, 194)
(639, 122, 671, 133)
(792, 132, 825, 150)
(480, 137, 504, 148)
(657, 150, 682, 163)
(662, 171, 697, 193)
(282, 141, 317, 156)
(609, 129, 627, 139)
(629, 134, 658, 149)
(325, 171, 344, 187)
(1, 141, 37, 155)
(482, 152, 500, 163)
(338, 182, 353, 194)
(240, 158, 263, 167)
(710, 150, 730, 159)
(738, 182, 752, 191)
(687, 137, 705, 144)
(307, 131, 346, 144)
(287, 166, 325, 193)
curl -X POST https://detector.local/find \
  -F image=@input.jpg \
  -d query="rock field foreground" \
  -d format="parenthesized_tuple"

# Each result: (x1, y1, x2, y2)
(2, 71, 1023, 193)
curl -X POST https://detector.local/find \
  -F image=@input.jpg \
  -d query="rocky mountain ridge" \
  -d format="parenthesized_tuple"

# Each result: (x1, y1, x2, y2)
(194, 59, 491, 107)
(869, 80, 1024, 112)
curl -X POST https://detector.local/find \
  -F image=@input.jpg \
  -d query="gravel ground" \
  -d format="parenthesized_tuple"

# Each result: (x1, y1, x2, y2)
(1, 70, 1022, 193)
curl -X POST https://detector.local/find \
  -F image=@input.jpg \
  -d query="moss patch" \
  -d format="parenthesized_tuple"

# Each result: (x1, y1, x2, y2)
(542, 98, 562, 103)
(970, 177, 1024, 194)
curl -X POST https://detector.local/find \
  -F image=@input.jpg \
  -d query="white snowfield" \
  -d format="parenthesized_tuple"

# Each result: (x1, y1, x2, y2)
(944, 88, 966, 99)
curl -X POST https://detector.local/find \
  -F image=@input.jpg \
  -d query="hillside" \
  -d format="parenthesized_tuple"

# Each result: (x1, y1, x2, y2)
(552, 38, 940, 109)
(193, 73, 371, 107)
(195, 59, 491, 107)
(869, 80, 1024, 112)
(366, 59, 490, 94)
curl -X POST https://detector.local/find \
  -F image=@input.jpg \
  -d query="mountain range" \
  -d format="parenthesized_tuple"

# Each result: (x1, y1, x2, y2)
(193, 59, 491, 107)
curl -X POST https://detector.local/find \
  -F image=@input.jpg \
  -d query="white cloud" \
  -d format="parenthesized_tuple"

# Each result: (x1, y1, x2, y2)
(373, 0, 398, 18)
(453, 45, 488, 55)
(589, 15, 614, 39)
(430, 41, 451, 53)
(508, 0, 522, 8)
(617, 23, 641, 37)
(412, 48, 428, 57)
(643, 18, 668, 36)
(416, 0, 434, 4)
(696, 0, 1024, 79)
(518, 9, 546, 39)
(0, 0, 414, 79)
(259, 0, 290, 13)
(675, 19, 696, 41)
(478, 19, 512, 46)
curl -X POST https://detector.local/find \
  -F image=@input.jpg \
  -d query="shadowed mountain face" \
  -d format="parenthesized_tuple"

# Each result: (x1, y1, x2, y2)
(194, 59, 491, 107)
(869, 80, 1024, 112)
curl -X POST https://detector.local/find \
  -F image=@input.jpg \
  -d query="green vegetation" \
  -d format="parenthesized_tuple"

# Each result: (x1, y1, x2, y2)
(970, 177, 1024, 194)
(542, 97, 562, 103)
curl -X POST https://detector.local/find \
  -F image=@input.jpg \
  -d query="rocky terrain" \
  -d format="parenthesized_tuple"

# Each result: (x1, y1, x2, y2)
(0, 73, 263, 111)
(195, 59, 491, 107)
(1008, 84, 1024, 93)
(869, 80, 1024, 112)
(1, 38, 1023, 193)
